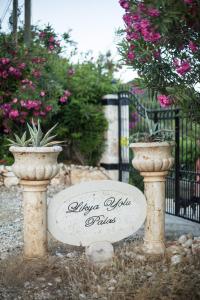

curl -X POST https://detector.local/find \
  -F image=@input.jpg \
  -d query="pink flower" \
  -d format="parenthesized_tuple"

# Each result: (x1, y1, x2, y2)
(59, 96, 67, 103)
(0, 58, 10, 65)
(9, 109, 19, 119)
(18, 63, 26, 69)
(32, 69, 41, 78)
(119, 0, 130, 10)
(8, 66, 15, 73)
(143, 31, 161, 43)
(49, 36, 55, 42)
(20, 100, 26, 107)
(32, 57, 46, 64)
(148, 8, 160, 17)
(0, 70, 8, 78)
(123, 13, 133, 26)
(132, 32, 140, 40)
(133, 22, 141, 31)
(189, 41, 198, 53)
(49, 45, 54, 50)
(12, 98, 18, 103)
(184, 0, 193, 4)
(45, 105, 52, 112)
(140, 19, 150, 30)
(173, 58, 180, 67)
(127, 51, 135, 60)
(131, 87, 144, 95)
(126, 32, 140, 41)
(8, 66, 22, 78)
(176, 61, 191, 76)
(64, 90, 71, 97)
(153, 50, 161, 59)
(132, 14, 140, 21)
(157, 95, 172, 107)
(40, 91, 45, 97)
(138, 3, 147, 13)
(21, 79, 30, 84)
(40, 111, 46, 116)
(39, 32, 46, 39)
(130, 44, 135, 50)
(68, 68, 75, 76)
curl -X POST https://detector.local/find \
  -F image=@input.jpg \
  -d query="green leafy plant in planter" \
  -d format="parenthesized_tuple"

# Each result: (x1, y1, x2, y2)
(8, 120, 63, 147)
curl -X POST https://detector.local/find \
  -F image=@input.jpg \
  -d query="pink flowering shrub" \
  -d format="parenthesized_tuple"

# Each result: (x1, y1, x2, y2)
(0, 27, 119, 165)
(118, 0, 200, 112)
(0, 26, 74, 133)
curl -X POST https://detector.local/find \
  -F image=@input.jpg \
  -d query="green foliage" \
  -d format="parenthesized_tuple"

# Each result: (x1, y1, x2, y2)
(8, 120, 62, 147)
(44, 51, 119, 165)
(7, 132, 31, 147)
(54, 100, 108, 165)
(0, 24, 120, 165)
(129, 170, 144, 192)
(0, 136, 13, 165)
(130, 110, 174, 142)
(118, 0, 200, 117)
(180, 136, 200, 169)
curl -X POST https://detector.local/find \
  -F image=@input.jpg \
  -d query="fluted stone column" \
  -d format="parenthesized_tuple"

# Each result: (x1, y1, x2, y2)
(130, 142, 174, 255)
(9, 146, 62, 259)
(21, 180, 49, 257)
(141, 171, 168, 254)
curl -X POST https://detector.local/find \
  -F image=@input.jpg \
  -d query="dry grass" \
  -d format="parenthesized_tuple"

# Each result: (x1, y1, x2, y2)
(0, 242, 200, 300)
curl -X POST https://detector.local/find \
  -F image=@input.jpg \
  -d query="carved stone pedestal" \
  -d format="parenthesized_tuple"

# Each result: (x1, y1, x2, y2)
(21, 180, 49, 258)
(130, 142, 174, 255)
(9, 146, 62, 259)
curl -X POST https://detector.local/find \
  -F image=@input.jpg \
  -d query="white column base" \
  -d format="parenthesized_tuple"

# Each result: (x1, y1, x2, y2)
(21, 180, 49, 259)
(141, 171, 167, 255)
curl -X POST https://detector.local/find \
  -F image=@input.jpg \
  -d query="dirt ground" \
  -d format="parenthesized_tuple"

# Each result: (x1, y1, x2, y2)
(0, 241, 200, 300)
(1, 186, 200, 299)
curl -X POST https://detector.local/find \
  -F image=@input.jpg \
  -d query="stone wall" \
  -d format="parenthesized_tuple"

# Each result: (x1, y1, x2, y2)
(0, 164, 111, 188)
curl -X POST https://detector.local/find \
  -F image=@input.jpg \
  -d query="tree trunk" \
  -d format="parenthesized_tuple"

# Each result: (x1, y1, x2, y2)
(13, 0, 18, 47)
(24, 0, 31, 47)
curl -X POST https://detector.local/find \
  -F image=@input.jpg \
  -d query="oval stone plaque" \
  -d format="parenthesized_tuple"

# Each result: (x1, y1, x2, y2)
(48, 180, 146, 246)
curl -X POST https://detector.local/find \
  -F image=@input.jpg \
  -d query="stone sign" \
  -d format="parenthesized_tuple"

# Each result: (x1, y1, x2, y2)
(48, 180, 147, 246)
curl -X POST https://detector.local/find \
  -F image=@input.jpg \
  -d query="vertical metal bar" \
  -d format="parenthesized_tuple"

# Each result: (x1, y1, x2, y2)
(153, 111, 158, 130)
(175, 109, 180, 216)
(118, 93, 122, 181)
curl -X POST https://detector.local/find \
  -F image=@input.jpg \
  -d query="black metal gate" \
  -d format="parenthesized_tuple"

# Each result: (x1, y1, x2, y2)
(118, 90, 200, 223)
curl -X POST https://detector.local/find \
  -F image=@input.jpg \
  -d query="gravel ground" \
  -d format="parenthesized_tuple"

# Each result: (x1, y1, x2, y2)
(0, 185, 66, 259)
(1, 186, 200, 300)
(1, 185, 200, 259)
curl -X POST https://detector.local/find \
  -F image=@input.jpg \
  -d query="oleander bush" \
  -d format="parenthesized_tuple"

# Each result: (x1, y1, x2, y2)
(0, 25, 119, 165)
(118, 0, 200, 119)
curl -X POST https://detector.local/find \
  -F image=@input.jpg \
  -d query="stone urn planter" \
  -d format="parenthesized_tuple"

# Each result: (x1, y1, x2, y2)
(130, 141, 174, 255)
(9, 146, 62, 259)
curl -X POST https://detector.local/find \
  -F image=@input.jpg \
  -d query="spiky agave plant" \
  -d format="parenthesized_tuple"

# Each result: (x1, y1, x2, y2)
(8, 120, 63, 147)
(7, 131, 31, 147)
(130, 111, 174, 143)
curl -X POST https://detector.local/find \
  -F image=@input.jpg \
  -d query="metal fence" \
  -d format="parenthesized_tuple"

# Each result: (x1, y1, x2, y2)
(118, 90, 200, 223)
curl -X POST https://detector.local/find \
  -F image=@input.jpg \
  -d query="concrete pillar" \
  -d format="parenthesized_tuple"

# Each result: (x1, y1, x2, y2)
(9, 146, 62, 259)
(120, 100, 129, 183)
(141, 171, 168, 255)
(130, 142, 174, 255)
(21, 180, 49, 258)
(100, 94, 119, 181)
